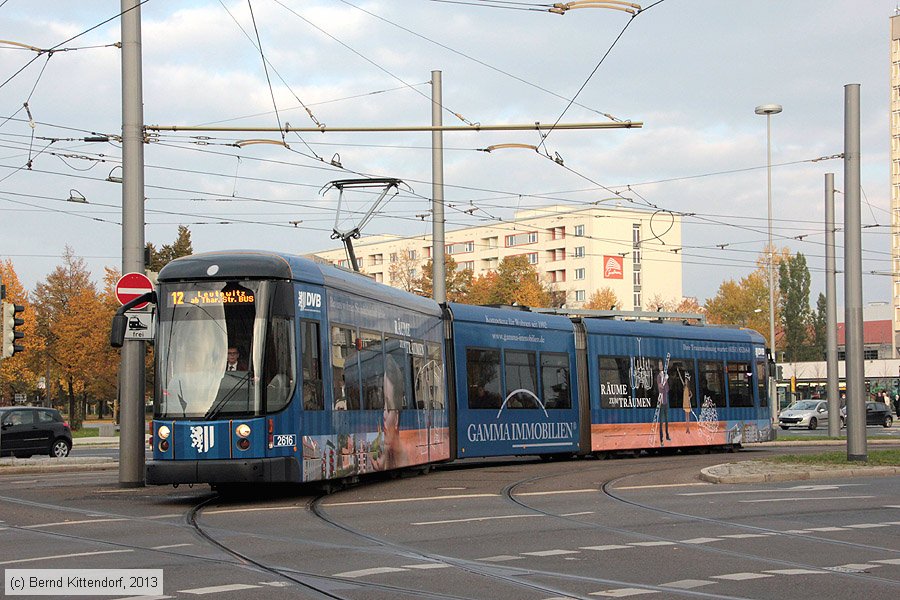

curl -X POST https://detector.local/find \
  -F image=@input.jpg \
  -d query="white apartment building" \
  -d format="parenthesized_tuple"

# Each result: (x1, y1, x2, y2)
(313, 204, 683, 310)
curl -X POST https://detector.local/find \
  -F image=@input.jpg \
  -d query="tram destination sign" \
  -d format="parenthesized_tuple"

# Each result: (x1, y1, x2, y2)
(168, 289, 254, 306)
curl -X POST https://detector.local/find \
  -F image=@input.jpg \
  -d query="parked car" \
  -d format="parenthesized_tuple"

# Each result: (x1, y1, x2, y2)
(840, 402, 894, 428)
(779, 399, 829, 430)
(0, 407, 72, 458)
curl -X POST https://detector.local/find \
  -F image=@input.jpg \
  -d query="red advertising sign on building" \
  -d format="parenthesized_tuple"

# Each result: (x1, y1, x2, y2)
(603, 255, 624, 279)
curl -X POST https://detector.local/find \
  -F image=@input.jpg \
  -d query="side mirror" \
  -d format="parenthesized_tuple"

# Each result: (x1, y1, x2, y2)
(110, 314, 128, 348)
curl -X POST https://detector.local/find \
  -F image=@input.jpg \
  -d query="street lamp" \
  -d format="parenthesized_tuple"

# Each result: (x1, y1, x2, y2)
(755, 104, 782, 353)
(755, 103, 781, 419)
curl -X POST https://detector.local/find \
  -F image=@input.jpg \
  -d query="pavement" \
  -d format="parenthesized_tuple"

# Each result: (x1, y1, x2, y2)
(1, 436, 899, 482)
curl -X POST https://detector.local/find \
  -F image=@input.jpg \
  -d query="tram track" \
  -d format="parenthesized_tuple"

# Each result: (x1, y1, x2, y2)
(498, 458, 900, 589)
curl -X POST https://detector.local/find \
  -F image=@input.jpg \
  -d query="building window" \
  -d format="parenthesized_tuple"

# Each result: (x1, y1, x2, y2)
(549, 226, 565, 240)
(574, 246, 585, 258)
(505, 231, 538, 247)
(634, 291, 641, 309)
(633, 271, 641, 286)
(633, 225, 642, 245)
(527, 252, 538, 264)
(574, 224, 584, 237)
(483, 236, 498, 249)
(390, 253, 398, 263)
(460, 261, 475, 271)
(447, 241, 474, 254)
(575, 290, 586, 302)
(863, 349, 879, 360)
(575, 268, 585, 280)
(408, 249, 417, 260)
(548, 248, 566, 261)
(370, 254, 383, 266)
(549, 270, 565, 283)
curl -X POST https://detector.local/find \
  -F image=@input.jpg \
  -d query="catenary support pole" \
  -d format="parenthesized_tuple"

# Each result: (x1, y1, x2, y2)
(119, 0, 146, 486)
(843, 84, 866, 462)
(825, 173, 840, 438)
(432, 70, 446, 304)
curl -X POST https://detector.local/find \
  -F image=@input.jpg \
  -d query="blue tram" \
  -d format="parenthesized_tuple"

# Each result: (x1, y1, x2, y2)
(143, 250, 773, 486)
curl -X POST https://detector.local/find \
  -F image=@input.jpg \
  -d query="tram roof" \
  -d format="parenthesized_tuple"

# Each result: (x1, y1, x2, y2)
(447, 302, 576, 331)
(581, 316, 766, 345)
(158, 250, 441, 315)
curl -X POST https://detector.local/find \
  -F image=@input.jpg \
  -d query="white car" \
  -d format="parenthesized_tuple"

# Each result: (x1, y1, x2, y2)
(779, 400, 829, 430)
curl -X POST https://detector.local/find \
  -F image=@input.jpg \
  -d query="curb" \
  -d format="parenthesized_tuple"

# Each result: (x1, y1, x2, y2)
(0, 457, 118, 475)
(700, 464, 900, 484)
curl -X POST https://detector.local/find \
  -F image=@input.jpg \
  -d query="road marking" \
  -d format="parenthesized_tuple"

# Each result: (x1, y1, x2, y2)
(886, 505, 900, 509)
(325, 493, 497, 507)
(660, 579, 715, 589)
(0, 549, 132, 565)
(179, 584, 260, 594)
(616, 483, 711, 490)
(739, 496, 874, 503)
(112, 596, 171, 600)
(581, 545, 631, 551)
(720, 533, 773, 538)
(827, 563, 882, 572)
(678, 537, 721, 544)
(478, 555, 524, 562)
(334, 567, 407, 578)
(629, 541, 675, 547)
(518, 489, 596, 496)
(24, 518, 129, 528)
(151, 544, 192, 550)
(590, 588, 658, 597)
(804, 527, 846, 532)
(712, 572, 773, 581)
(873, 558, 900, 565)
(204, 507, 300, 515)
(412, 514, 541, 525)
(561, 511, 594, 517)
(522, 549, 580, 557)
(763, 569, 826, 575)
(402, 563, 450, 570)
(259, 581, 291, 587)
(844, 523, 888, 529)
(680, 484, 862, 496)
(147, 514, 183, 520)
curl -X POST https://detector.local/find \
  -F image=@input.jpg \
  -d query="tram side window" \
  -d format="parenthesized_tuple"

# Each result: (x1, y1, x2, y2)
(755, 361, 767, 406)
(359, 331, 384, 410)
(301, 320, 323, 410)
(428, 342, 445, 410)
(505, 351, 538, 409)
(698, 361, 726, 407)
(541, 353, 571, 409)
(331, 326, 360, 410)
(727, 362, 753, 407)
(599, 356, 631, 409)
(466, 348, 502, 409)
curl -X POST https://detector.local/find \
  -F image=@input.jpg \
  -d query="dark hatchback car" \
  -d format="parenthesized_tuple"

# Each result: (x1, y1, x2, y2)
(0, 407, 72, 458)
(840, 402, 894, 428)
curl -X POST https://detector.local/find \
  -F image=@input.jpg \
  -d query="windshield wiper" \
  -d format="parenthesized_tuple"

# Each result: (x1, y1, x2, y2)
(204, 371, 253, 420)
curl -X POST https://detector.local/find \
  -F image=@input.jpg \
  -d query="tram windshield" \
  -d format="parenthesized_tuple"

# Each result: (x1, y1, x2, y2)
(154, 280, 296, 419)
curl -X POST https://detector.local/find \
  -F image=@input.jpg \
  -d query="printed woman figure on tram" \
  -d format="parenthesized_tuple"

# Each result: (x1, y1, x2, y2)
(373, 353, 405, 471)
(678, 368, 693, 434)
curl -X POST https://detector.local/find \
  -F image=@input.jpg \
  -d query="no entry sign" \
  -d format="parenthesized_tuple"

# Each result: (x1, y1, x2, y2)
(115, 272, 154, 310)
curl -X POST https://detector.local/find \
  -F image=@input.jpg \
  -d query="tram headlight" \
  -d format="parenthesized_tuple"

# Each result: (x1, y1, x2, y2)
(237, 438, 250, 451)
(235, 423, 251, 438)
(159, 440, 169, 452)
(157, 425, 171, 440)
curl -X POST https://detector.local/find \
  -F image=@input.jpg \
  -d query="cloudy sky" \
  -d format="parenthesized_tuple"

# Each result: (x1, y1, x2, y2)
(0, 0, 896, 307)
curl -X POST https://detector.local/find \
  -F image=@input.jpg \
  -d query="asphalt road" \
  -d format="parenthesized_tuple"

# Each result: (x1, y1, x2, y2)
(1, 448, 898, 600)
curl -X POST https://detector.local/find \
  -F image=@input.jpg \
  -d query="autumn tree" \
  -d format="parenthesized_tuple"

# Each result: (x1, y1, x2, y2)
(0, 260, 39, 404)
(31, 247, 97, 427)
(486, 255, 550, 307)
(415, 255, 473, 302)
(388, 248, 421, 293)
(810, 292, 826, 361)
(705, 269, 770, 340)
(147, 225, 193, 272)
(585, 287, 620, 310)
(466, 271, 499, 305)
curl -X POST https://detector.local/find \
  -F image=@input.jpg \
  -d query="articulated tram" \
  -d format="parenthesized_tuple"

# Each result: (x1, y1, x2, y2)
(141, 251, 774, 486)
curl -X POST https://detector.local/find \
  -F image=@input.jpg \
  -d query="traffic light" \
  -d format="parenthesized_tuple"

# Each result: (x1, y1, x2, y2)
(1, 301, 24, 358)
